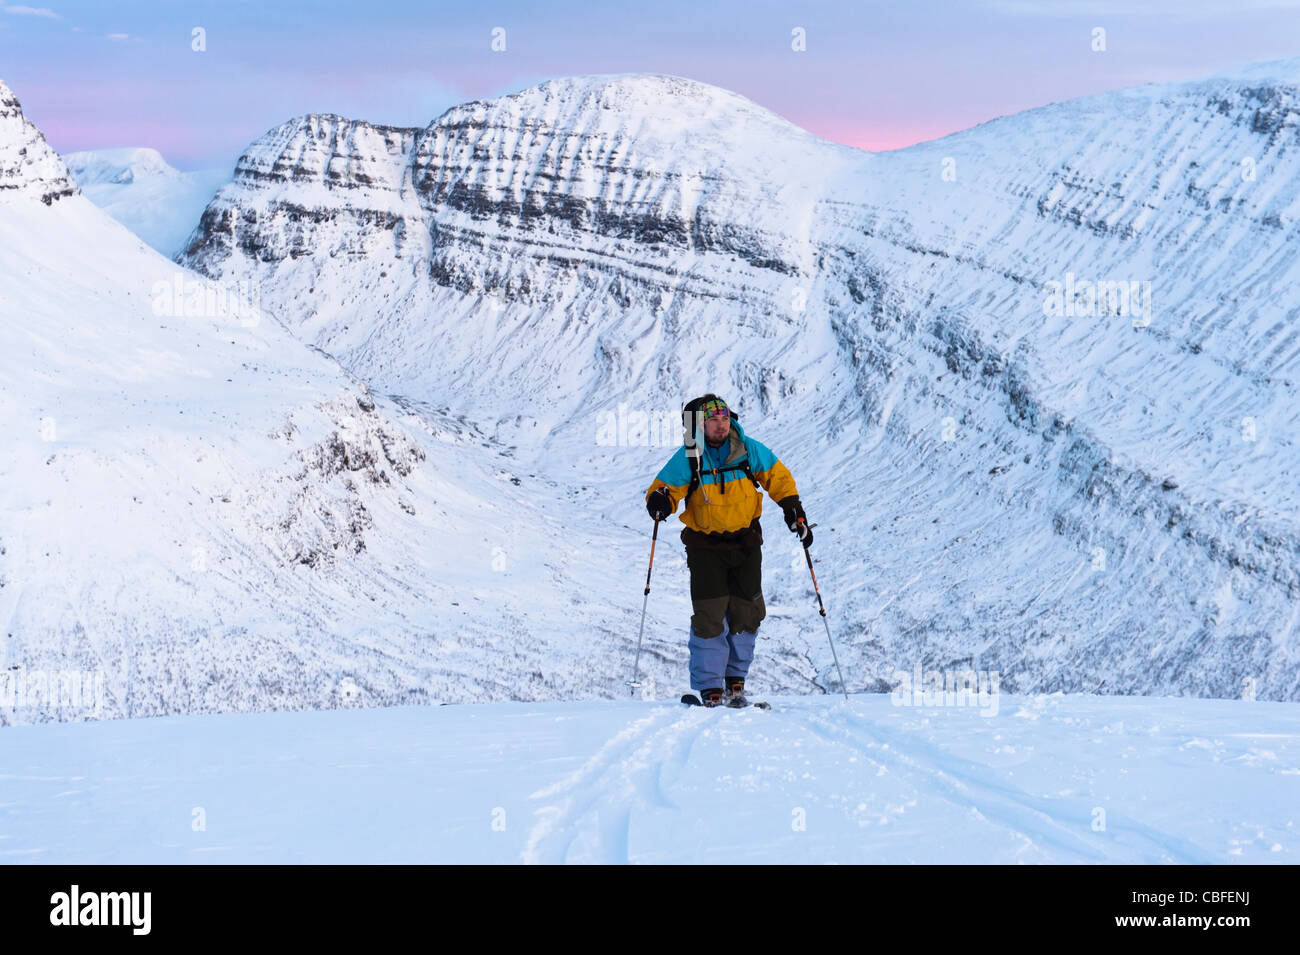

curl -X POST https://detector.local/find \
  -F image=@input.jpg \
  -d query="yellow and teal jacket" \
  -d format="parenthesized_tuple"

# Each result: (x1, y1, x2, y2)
(645, 417, 799, 548)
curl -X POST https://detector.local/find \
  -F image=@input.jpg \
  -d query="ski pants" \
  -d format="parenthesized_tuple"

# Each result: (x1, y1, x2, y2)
(685, 544, 765, 691)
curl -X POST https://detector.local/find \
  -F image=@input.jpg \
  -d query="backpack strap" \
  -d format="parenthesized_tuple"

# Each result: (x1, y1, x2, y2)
(682, 435, 761, 508)
(683, 454, 703, 508)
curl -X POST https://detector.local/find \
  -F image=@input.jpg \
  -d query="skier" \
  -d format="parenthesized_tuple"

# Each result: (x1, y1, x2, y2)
(644, 394, 812, 707)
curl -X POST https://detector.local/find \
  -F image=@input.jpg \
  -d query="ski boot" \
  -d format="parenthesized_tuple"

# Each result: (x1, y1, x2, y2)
(725, 677, 749, 708)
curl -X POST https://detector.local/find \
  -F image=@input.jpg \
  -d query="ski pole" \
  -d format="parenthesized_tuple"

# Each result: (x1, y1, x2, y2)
(628, 517, 661, 695)
(798, 519, 849, 700)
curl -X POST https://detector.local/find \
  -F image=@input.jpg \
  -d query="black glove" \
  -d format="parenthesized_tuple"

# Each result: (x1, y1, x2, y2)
(646, 487, 672, 522)
(779, 496, 813, 548)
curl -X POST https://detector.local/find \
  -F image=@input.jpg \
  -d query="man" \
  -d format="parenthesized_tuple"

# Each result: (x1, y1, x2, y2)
(644, 394, 812, 707)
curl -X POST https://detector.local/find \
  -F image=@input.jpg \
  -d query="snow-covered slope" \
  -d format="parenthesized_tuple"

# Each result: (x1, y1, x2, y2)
(62, 147, 229, 257)
(2, 693, 1296, 863)
(180, 66, 1300, 703)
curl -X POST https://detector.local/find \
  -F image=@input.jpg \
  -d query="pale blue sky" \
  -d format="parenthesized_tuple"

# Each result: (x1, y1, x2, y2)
(2, 0, 1298, 170)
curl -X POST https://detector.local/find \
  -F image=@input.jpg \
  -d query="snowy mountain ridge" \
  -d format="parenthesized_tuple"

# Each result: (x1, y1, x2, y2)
(63, 147, 184, 186)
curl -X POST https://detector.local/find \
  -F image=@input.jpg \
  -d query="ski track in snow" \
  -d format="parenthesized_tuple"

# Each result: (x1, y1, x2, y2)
(523, 706, 705, 863)
(785, 706, 1214, 864)
(0, 695, 1296, 862)
(512, 698, 1285, 863)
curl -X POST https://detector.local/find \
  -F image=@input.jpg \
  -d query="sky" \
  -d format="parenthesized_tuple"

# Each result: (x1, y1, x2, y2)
(1, 0, 1299, 171)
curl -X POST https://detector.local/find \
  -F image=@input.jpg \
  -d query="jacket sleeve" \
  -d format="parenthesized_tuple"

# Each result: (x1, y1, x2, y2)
(645, 446, 693, 512)
(746, 438, 799, 505)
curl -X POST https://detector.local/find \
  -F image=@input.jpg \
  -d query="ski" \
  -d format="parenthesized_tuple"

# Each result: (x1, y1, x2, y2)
(680, 693, 770, 710)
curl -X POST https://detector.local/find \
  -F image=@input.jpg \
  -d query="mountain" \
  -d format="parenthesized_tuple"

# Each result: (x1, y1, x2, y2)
(179, 74, 848, 437)
(0, 79, 77, 205)
(63, 146, 182, 186)
(0, 77, 644, 725)
(180, 65, 1300, 702)
(62, 147, 230, 257)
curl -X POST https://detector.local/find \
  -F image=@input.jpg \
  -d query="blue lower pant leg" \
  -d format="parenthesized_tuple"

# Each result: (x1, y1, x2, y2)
(725, 630, 756, 679)
(688, 627, 730, 691)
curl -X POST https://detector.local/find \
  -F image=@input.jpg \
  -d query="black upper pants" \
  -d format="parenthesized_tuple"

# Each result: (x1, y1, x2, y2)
(685, 543, 766, 639)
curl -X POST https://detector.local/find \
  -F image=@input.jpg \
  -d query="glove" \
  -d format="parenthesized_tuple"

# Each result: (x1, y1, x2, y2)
(779, 496, 813, 549)
(646, 487, 673, 522)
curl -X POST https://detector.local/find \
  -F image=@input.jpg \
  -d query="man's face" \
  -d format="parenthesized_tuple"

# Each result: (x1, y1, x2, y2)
(703, 413, 730, 444)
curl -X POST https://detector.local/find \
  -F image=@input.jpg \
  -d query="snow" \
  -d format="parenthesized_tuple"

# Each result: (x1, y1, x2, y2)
(62, 147, 229, 258)
(1, 693, 1295, 863)
(3, 65, 1300, 865)
(61, 147, 182, 186)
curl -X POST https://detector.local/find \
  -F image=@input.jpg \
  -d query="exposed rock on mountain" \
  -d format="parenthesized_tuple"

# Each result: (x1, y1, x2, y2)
(0, 78, 77, 205)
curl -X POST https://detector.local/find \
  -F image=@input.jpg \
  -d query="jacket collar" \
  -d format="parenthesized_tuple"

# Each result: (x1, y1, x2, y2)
(698, 419, 747, 467)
